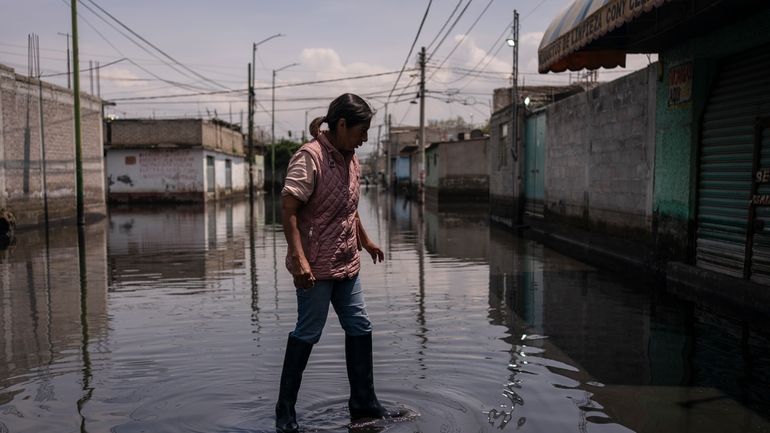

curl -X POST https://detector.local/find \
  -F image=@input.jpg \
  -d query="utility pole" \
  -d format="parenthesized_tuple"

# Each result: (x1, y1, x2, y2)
(271, 68, 276, 195)
(247, 63, 255, 201)
(271, 62, 298, 195)
(386, 111, 392, 190)
(511, 10, 519, 162)
(250, 34, 285, 194)
(510, 9, 522, 225)
(57, 32, 71, 89)
(71, 0, 85, 226)
(418, 46, 426, 204)
(96, 61, 100, 98)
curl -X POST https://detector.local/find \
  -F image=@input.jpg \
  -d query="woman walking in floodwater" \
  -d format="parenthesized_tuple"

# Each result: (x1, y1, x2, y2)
(276, 93, 396, 432)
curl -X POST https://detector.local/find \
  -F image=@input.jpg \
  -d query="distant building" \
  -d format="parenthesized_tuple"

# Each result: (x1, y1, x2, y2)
(105, 118, 260, 202)
(425, 130, 489, 207)
(488, 85, 582, 226)
(0, 63, 106, 229)
(386, 124, 477, 191)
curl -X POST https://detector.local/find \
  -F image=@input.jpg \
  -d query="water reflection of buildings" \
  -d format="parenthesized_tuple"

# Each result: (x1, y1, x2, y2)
(424, 207, 488, 261)
(0, 222, 109, 404)
(487, 228, 770, 432)
(108, 200, 257, 286)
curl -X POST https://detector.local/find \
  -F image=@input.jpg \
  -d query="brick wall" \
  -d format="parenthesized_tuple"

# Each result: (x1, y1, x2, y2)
(109, 118, 202, 147)
(0, 64, 105, 228)
(545, 65, 657, 237)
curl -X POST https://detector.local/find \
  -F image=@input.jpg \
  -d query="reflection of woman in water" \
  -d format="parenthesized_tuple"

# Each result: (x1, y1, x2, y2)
(276, 93, 395, 433)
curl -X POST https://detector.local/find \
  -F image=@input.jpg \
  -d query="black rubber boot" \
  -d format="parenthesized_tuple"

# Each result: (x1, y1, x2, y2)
(345, 333, 395, 420)
(276, 334, 313, 433)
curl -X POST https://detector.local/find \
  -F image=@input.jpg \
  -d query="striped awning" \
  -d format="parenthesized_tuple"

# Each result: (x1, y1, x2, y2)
(538, 0, 670, 73)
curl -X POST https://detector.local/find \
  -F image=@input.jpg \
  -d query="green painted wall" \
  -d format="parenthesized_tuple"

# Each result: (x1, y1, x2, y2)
(653, 9, 770, 256)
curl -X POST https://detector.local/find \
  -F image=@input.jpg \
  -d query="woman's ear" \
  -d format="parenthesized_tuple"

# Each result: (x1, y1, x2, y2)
(336, 118, 347, 131)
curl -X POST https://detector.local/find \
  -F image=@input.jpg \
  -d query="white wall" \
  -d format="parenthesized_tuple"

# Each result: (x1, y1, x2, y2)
(203, 150, 247, 195)
(107, 148, 246, 198)
(107, 148, 204, 194)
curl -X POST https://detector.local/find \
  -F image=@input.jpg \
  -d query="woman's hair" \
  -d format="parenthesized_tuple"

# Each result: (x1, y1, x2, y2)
(309, 93, 374, 139)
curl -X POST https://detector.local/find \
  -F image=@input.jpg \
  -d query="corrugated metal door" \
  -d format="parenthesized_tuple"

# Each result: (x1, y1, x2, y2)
(696, 44, 770, 280)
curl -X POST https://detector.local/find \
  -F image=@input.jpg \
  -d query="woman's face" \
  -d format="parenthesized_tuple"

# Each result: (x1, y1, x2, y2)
(335, 118, 370, 152)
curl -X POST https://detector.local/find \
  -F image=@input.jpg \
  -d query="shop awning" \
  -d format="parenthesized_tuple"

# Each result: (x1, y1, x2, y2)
(538, 0, 671, 73)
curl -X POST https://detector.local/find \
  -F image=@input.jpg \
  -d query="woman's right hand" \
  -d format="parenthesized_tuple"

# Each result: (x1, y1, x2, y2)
(291, 253, 316, 289)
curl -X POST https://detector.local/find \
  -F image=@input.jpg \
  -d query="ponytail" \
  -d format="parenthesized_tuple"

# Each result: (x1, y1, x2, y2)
(309, 116, 326, 139)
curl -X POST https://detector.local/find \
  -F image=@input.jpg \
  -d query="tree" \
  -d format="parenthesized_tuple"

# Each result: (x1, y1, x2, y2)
(265, 139, 302, 191)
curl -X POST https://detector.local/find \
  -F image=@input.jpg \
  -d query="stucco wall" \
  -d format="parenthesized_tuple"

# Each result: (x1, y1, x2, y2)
(106, 148, 247, 202)
(545, 65, 657, 236)
(0, 64, 105, 227)
(654, 8, 770, 257)
(107, 148, 204, 199)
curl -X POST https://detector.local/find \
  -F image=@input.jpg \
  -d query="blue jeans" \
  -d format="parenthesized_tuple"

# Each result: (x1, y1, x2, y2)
(290, 274, 372, 344)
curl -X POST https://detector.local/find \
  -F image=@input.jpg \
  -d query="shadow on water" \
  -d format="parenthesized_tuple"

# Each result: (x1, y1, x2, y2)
(0, 191, 769, 432)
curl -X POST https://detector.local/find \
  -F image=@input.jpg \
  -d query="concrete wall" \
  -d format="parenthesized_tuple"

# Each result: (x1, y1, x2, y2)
(107, 148, 204, 201)
(0, 64, 105, 227)
(544, 65, 657, 238)
(109, 118, 244, 156)
(106, 148, 246, 202)
(488, 105, 517, 226)
(426, 138, 489, 201)
(204, 149, 247, 196)
(202, 121, 245, 156)
(110, 118, 202, 147)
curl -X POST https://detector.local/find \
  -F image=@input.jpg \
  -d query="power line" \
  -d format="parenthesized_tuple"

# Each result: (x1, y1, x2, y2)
(61, 0, 213, 92)
(81, 0, 230, 90)
(40, 57, 126, 77)
(444, 0, 550, 89)
(425, 0, 463, 52)
(113, 69, 415, 101)
(387, 0, 433, 103)
(72, 0, 212, 90)
(426, 0, 473, 63)
(427, 0, 494, 82)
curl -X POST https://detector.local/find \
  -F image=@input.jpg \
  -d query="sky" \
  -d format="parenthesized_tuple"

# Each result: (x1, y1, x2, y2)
(0, 0, 655, 153)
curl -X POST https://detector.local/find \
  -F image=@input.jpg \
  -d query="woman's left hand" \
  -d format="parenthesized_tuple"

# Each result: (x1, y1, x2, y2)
(363, 241, 384, 264)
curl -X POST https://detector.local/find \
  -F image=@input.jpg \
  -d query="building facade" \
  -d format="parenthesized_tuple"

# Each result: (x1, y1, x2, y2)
(105, 118, 255, 202)
(425, 131, 489, 207)
(0, 64, 106, 228)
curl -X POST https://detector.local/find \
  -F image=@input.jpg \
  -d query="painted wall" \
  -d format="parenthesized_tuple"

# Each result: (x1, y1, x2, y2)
(107, 148, 204, 200)
(545, 65, 657, 237)
(653, 8, 770, 257)
(0, 64, 106, 227)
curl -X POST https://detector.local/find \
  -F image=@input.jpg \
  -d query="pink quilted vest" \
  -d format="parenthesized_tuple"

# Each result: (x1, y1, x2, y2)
(286, 132, 361, 280)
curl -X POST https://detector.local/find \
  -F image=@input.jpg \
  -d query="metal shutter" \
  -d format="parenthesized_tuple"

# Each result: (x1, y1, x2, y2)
(696, 44, 770, 280)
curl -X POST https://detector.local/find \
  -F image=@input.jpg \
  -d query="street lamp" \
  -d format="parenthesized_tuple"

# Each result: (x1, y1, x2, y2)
(248, 33, 284, 200)
(271, 62, 299, 194)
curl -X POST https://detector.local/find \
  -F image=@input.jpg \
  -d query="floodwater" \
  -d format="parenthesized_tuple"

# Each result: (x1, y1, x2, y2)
(1, 189, 769, 433)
